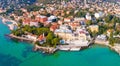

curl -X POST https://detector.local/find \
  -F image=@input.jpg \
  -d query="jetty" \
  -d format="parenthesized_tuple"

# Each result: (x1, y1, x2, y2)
(34, 45, 58, 53)
(57, 45, 81, 51)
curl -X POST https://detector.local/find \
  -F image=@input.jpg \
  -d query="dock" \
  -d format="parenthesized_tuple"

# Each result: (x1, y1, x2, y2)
(34, 45, 58, 53)
(57, 38, 95, 51)
(57, 45, 81, 51)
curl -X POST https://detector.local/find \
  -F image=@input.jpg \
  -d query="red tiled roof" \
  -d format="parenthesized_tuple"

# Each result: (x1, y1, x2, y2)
(23, 18, 31, 23)
(79, 31, 85, 34)
(38, 35, 45, 41)
(50, 25, 58, 31)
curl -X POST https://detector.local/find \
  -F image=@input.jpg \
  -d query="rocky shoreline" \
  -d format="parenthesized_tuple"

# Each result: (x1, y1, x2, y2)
(6, 34, 58, 53)
(95, 40, 120, 55)
(5, 33, 120, 54)
(1, 16, 120, 54)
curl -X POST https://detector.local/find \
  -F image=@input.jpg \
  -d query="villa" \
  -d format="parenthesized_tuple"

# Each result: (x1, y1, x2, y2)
(38, 34, 46, 44)
(89, 25, 99, 32)
(64, 18, 73, 22)
(23, 18, 30, 26)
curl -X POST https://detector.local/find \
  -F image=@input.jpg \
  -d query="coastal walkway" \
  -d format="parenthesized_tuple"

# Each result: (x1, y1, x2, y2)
(57, 38, 95, 51)
(7, 34, 35, 42)
(34, 45, 57, 53)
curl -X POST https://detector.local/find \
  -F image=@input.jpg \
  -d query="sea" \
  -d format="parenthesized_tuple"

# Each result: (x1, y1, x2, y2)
(0, 19, 120, 66)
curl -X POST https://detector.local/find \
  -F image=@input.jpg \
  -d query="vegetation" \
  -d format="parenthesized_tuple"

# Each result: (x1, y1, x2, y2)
(98, 25, 108, 35)
(86, 20, 92, 26)
(75, 11, 86, 17)
(10, 16, 15, 20)
(13, 10, 24, 16)
(109, 32, 115, 46)
(25, 5, 42, 12)
(12, 25, 60, 47)
(104, 14, 114, 23)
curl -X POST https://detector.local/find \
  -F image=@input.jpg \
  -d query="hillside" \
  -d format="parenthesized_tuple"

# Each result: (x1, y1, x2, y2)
(0, 0, 36, 9)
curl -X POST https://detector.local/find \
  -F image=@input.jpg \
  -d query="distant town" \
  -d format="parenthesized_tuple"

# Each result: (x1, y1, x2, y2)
(1, 0, 120, 53)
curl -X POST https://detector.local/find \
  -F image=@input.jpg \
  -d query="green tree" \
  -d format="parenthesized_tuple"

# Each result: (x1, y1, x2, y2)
(99, 25, 107, 34)
(104, 14, 113, 23)
(86, 20, 92, 26)
(76, 11, 86, 17)
(10, 16, 15, 20)
(14, 10, 23, 16)
(26, 5, 42, 12)
(31, 15, 35, 19)
(46, 32, 55, 44)
(52, 38, 60, 47)
(109, 32, 115, 46)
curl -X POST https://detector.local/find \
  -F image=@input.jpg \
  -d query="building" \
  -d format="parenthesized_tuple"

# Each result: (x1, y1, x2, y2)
(23, 18, 30, 25)
(54, 25, 72, 40)
(35, 15, 48, 23)
(89, 25, 99, 32)
(96, 35, 107, 41)
(64, 18, 72, 22)
(94, 12, 104, 19)
(39, 16, 48, 23)
(48, 15, 57, 22)
(30, 20, 39, 27)
(74, 17, 85, 22)
(50, 25, 58, 32)
(85, 13, 92, 20)
(38, 34, 46, 44)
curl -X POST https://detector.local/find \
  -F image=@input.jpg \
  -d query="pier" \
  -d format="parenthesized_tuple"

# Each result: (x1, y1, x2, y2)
(34, 45, 58, 53)
(57, 45, 81, 51)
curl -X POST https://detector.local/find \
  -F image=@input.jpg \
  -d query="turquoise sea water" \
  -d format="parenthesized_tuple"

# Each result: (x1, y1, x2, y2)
(1, 19, 120, 66)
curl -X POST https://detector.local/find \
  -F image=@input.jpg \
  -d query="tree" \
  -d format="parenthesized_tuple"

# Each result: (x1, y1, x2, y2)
(46, 32, 55, 44)
(38, 22, 44, 27)
(11, 29, 24, 36)
(26, 5, 42, 12)
(10, 16, 15, 20)
(76, 11, 86, 17)
(14, 10, 23, 16)
(18, 19, 23, 23)
(116, 24, 120, 32)
(31, 15, 35, 19)
(104, 14, 113, 23)
(99, 25, 107, 34)
(109, 32, 115, 46)
(86, 20, 92, 26)
(112, 16, 120, 23)
(52, 38, 60, 47)
(37, 28, 50, 35)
